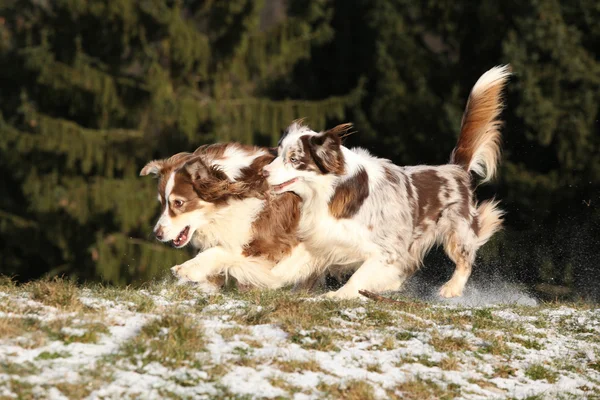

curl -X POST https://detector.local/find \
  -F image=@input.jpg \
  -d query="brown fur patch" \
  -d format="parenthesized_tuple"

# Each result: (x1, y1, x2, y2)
(243, 193, 301, 262)
(239, 153, 277, 194)
(457, 179, 472, 220)
(411, 170, 445, 228)
(383, 165, 400, 184)
(169, 172, 208, 215)
(192, 144, 227, 162)
(328, 169, 369, 219)
(471, 215, 480, 236)
(297, 136, 321, 172)
(403, 173, 417, 222)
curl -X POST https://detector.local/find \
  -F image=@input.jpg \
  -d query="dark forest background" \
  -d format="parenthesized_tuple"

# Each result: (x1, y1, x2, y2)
(0, 0, 598, 301)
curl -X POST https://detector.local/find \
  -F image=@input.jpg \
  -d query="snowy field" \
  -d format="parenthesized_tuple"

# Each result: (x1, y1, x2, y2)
(0, 277, 599, 399)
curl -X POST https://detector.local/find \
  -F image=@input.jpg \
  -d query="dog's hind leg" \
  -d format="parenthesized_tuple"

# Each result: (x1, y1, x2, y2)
(439, 226, 477, 298)
(439, 200, 504, 298)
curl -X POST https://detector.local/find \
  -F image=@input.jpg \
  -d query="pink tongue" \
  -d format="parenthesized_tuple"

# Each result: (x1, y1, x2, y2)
(175, 230, 188, 246)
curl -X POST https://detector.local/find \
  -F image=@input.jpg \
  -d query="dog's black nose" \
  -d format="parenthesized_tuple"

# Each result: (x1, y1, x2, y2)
(155, 227, 164, 241)
(262, 167, 270, 178)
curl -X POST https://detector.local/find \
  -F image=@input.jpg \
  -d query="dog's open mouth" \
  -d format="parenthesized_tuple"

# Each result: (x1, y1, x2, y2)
(272, 178, 298, 192)
(172, 226, 190, 248)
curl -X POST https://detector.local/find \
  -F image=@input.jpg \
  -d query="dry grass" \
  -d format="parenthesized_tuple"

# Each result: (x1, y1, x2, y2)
(429, 333, 472, 353)
(391, 378, 460, 400)
(219, 326, 251, 340)
(317, 380, 376, 400)
(274, 359, 322, 373)
(494, 364, 517, 378)
(439, 355, 461, 371)
(26, 278, 83, 311)
(0, 317, 26, 339)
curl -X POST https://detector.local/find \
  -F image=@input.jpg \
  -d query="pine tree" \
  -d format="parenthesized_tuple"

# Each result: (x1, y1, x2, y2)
(0, 0, 360, 284)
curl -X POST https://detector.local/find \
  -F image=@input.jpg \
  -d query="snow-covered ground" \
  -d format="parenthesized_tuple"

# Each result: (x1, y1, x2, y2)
(0, 279, 598, 399)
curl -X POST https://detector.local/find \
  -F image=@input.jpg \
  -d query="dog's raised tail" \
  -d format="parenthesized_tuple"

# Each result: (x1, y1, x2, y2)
(451, 65, 511, 183)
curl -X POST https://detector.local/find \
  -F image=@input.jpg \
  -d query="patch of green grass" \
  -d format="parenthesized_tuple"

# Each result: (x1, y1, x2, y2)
(36, 351, 71, 360)
(414, 355, 439, 368)
(476, 332, 512, 356)
(44, 320, 109, 344)
(119, 312, 205, 368)
(363, 307, 395, 326)
(531, 318, 548, 329)
(525, 364, 558, 383)
(473, 308, 494, 320)
(290, 329, 340, 352)
(588, 361, 600, 372)
(557, 316, 596, 336)
(126, 294, 156, 313)
(232, 345, 254, 358)
(396, 331, 416, 341)
(471, 308, 520, 332)
(5, 379, 36, 400)
(396, 355, 438, 368)
(0, 361, 39, 376)
(511, 337, 543, 350)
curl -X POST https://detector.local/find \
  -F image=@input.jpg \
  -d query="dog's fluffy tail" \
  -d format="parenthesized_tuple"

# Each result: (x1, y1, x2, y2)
(451, 65, 511, 183)
(475, 199, 504, 247)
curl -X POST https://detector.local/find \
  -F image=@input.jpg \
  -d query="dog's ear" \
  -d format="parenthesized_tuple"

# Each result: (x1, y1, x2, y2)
(307, 124, 347, 175)
(182, 156, 230, 182)
(182, 156, 211, 181)
(140, 160, 164, 176)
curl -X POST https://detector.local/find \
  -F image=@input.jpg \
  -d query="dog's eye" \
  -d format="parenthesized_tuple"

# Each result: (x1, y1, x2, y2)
(173, 200, 184, 208)
(289, 157, 298, 164)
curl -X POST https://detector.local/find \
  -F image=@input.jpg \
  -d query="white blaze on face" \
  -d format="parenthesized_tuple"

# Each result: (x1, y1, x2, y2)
(155, 171, 175, 231)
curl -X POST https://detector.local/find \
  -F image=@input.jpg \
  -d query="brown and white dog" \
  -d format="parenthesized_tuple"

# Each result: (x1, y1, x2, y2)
(140, 144, 312, 292)
(263, 65, 511, 299)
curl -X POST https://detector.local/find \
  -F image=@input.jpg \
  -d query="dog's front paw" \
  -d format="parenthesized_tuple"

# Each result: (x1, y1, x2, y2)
(171, 264, 204, 282)
(320, 290, 357, 300)
(439, 282, 463, 298)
